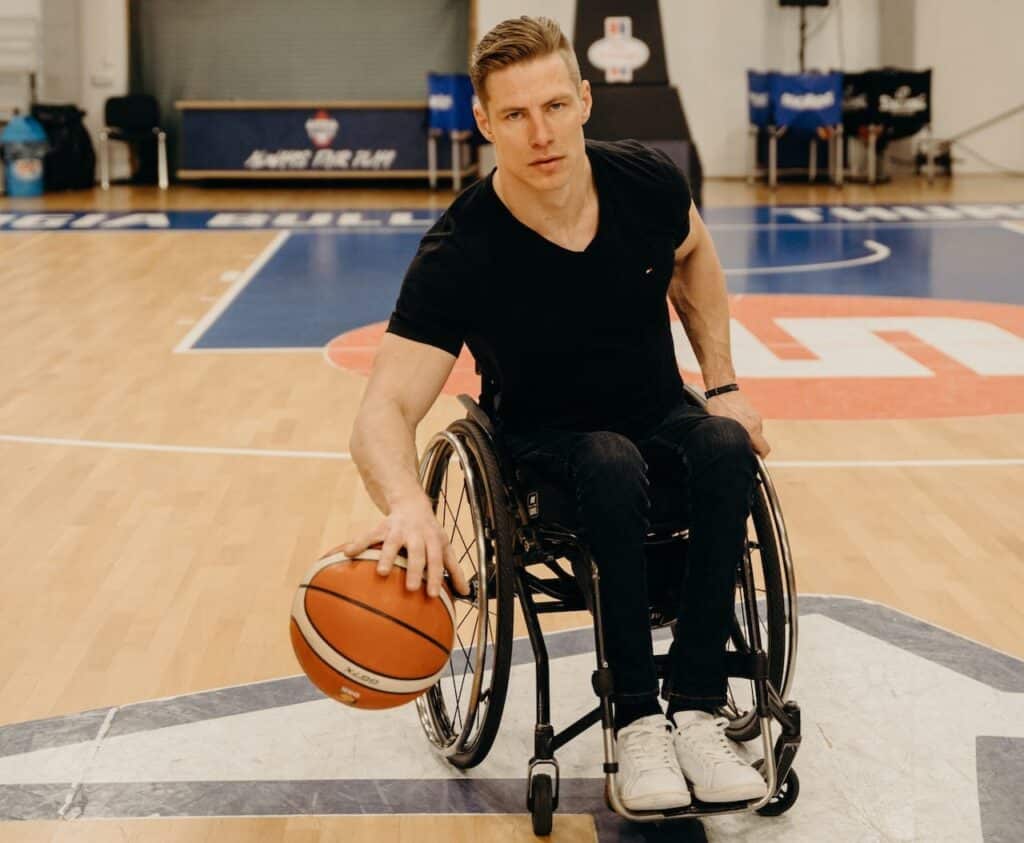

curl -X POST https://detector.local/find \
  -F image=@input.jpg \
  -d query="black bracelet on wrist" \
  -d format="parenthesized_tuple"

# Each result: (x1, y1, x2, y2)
(705, 383, 739, 399)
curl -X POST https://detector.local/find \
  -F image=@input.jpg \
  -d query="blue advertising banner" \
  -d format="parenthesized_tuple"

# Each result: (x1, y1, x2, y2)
(177, 103, 464, 176)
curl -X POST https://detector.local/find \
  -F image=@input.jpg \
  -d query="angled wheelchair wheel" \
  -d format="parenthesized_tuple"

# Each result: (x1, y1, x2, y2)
(415, 418, 515, 769)
(723, 460, 798, 742)
(756, 767, 800, 816)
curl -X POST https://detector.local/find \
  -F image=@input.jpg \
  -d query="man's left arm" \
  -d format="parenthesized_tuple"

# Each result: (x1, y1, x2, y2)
(667, 201, 770, 457)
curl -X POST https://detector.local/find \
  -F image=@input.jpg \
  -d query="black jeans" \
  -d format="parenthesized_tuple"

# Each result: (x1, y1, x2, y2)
(503, 397, 757, 708)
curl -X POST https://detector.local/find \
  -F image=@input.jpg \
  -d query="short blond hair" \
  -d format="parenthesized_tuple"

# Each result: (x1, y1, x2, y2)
(470, 16, 582, 108)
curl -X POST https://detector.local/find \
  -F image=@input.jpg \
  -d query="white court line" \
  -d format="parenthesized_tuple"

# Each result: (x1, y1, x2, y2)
(1000, 221, 1024, 236)
(57, 705, 118, 820)
(0, 434, 350, 461)
(183, 347, 321, 354)
(723, 239, 890, 276)
(771, 458, 1024, 468)
(173, 230, 290, 354)
(708, 219, 1023, 231)
(1, 433, 1021, 468)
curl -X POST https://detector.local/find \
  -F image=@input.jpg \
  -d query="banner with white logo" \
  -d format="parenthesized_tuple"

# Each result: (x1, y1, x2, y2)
(179, 106, 460, 175)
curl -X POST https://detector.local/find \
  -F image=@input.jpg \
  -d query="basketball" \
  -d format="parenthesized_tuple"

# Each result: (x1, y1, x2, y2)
(290, 544, 456, 709)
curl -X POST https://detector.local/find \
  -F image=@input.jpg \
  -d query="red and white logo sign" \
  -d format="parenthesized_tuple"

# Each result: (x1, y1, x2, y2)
(587, 16, 650, 84)
(326, 294, 1024, 420)
(305, 110, 339, 148)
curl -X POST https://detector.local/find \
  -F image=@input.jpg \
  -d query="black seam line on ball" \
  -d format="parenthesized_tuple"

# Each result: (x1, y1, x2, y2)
(293, 617, 408, 694)
(303, 584, 453, 656)
(298, 603, 440, 685)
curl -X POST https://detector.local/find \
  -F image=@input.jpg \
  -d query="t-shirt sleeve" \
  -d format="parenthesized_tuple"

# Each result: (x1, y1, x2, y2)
(386, 221, 468, 358)
(645, 144, 693, 248)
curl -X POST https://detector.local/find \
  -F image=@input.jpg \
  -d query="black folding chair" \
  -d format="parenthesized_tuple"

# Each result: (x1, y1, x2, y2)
(99, 94, 168, 190)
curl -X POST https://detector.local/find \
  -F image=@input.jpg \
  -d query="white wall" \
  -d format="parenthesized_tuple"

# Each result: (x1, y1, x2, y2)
(912, 0, 1024, 174)
(40, 0, 80, 104)
(54, 0, 1023, 182)
(0, 0, 42, 119)
(476, 0, 575, 42)
(474, 0, 881, 177)
(77, 0, 129, 179)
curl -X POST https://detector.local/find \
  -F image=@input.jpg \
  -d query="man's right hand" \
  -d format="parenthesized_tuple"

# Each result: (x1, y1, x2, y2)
(342, 496, 471, 598)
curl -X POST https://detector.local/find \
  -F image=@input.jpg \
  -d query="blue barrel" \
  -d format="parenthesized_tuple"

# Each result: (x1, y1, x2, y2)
(0, 114, 49, 197)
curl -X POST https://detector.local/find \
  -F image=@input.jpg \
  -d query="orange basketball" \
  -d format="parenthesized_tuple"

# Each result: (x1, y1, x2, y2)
(290, 544, 456, 709)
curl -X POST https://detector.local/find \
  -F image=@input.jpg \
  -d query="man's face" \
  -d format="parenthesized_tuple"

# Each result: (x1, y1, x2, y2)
(473, 52, 591, 192)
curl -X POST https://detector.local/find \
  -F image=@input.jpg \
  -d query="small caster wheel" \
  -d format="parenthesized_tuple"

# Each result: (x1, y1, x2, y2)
(756, 767, 799, 816)
(529, 772, 554, 835)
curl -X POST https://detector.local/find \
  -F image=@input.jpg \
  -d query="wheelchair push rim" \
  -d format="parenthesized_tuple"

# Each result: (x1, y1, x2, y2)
(722, 462, 798, 742)
(415, 424, 514, 768)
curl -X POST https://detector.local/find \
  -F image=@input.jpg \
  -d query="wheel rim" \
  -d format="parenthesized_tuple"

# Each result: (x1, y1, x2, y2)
(416, 433, 502, 758)
(722, 478, 791, 737)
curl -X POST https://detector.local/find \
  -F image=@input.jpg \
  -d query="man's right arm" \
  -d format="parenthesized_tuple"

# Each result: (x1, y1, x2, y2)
(345, 332, 471, 597)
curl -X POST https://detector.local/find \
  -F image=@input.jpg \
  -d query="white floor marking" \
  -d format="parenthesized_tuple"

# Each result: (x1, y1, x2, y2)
(182, 347, 321, 354)
(0, 434, 1020, 468)
(0, 434, 351, 461)
(723, 239, 890, 276)
(174, 231, 291, 354)
(770, 457, 1024, 468)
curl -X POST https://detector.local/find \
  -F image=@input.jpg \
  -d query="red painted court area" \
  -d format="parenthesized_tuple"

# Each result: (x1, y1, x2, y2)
(327, 293, 1024, 420)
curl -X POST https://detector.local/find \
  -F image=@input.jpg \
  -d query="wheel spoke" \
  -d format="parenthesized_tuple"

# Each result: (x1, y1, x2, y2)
(443, 494, 473, 556)
(456, 605, 477, 633)
(439, 461, 451, 529)
(454, 608, 481, 716)
(453, 474, 468, 529)
(446, 658, 463, 730)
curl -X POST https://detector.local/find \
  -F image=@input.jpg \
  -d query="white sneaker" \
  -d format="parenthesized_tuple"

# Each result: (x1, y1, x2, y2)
(671, 710, 769, 803)
(615, 714, 692, 810)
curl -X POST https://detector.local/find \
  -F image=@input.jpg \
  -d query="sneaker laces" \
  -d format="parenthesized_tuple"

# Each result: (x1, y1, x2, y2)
(620, 721, 677, 775)
(679, 716, 745, 768)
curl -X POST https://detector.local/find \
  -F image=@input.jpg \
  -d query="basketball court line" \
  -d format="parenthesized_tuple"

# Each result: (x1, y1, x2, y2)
(1, 433, 1021, 468)
(173, 230, 290, 354)
(1000, 220, 1024, 236)
(723, 239, 889, 275)
(0, 597, 1021, 840)
(182, 347, 322, 354)
(0, 434, 352, 461)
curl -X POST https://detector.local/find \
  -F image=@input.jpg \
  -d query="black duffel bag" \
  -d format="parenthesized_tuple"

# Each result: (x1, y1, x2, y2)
(30, 103, 97, 190)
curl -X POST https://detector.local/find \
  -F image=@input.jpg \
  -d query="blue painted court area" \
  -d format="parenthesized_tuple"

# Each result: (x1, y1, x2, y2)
(194, 230, 425, 348)
(4, 203, 1021, 349)
(187, 208, 1024, 349)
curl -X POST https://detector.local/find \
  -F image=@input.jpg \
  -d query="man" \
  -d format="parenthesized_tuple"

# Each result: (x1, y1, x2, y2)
(345, 16, 769, 811)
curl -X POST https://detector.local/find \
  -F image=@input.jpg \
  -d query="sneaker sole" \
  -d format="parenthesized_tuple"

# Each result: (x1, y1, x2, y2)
(621, 791, 693, 811)
(692, 783, 768, 803)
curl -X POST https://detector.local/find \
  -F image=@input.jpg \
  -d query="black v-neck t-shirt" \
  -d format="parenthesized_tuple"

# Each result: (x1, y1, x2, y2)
(387, 139, 692, 438)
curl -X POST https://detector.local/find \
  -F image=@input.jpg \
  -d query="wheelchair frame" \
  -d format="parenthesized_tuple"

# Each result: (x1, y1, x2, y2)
(415, 384, 802, 833)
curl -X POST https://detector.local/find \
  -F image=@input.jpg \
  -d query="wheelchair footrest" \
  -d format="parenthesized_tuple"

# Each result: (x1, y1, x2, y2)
(771, 701, 802, 788)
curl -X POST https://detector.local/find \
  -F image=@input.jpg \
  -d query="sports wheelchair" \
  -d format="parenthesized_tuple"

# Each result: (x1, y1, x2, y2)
(414, 384, 802, 835)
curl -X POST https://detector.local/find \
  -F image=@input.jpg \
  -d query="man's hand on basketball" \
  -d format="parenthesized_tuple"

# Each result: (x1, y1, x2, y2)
(706, 390, 771, 457)
(342, 498, 471, 598)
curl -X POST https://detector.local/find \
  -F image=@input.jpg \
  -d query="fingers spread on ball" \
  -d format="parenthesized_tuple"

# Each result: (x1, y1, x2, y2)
(404, 537, 426, 592)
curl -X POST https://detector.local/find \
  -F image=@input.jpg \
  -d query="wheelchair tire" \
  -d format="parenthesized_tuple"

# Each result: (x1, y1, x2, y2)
(724, 473, 790, 743)
(755, 767, 799, 816)
(416, 418, 515, 769)
(529, 773, 554, 836)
